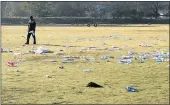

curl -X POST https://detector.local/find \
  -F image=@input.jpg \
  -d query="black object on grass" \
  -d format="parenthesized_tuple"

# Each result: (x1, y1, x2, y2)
(86, 82, 103, 88)
(59, 66, 64, 69)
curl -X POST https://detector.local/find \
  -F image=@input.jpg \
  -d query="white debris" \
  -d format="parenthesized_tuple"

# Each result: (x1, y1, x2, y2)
(46, 75, 49, 78)
(128, 50, 134, 55)
(139, 43, 152, 47)
(44, 59, 57, 62)
(126, 37, 132, 40)
(35, 46, 53, 54)
(120, 56, 135, 59)
(100, 56, 114, 60)
(118, 59, 132, 64)
(54, 52, 65, 56)
(83, 69, 92, 72)
(85, 57, 96, 61)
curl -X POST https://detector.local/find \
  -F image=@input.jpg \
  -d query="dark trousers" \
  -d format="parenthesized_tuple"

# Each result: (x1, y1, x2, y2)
(26, 30, 36, 44)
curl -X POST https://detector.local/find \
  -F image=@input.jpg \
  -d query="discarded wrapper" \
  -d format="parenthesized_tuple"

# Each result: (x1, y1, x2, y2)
(6, 61, 16, 67)
(125, 86, 137, 92)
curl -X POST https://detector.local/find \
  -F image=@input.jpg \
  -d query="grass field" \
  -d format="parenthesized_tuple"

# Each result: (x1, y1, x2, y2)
(1, 24, 169, 104)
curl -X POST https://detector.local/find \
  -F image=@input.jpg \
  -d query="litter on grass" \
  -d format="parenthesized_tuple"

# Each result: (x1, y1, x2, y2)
(118, 59, 132, 64)
(100, 56, 114, 60)
(59, 66, 64, 69)
(44, 59, 57, 62)
(1, 48, 13, 53)
(85, 57, 96, 61)
(35, 46, 53, 54)
(120, 56, 135, 59)
(139, 43, 152, 47)
(62, 61, 73, 63)
(125, 86, 137, 92)
(6, 61, 16, 67)
(83, 69, 92, 72)
(86, 82, 103, 88)
(128, 50, 134, 55)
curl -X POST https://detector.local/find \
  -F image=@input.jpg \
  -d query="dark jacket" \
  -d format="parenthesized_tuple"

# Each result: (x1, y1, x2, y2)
(28, 19, 36, 31)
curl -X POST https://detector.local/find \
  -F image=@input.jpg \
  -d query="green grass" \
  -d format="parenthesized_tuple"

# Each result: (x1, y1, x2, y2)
(2, 24, 169, 104)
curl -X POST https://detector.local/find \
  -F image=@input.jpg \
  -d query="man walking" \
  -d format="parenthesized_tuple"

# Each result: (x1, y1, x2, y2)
(25, 16, 36, 44)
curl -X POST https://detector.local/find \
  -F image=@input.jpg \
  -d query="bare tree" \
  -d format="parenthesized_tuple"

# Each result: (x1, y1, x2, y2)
(141, 2, 166, 18)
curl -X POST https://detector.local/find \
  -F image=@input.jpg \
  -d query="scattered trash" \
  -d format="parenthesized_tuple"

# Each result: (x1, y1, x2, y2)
(44, 59, 57, 62)
(6, 61, 16, 67)
(46, 75, 49, 78)
(126, 37, 132, 40)
(125, 86, 137, 92)
(164, 58, 169, 62)
(139, 43, 152, 47)
(151, 51, 169, 58)
(62, 58, 74, 61)
(35, 46, 53, 54)
(86, 82, 103, 88)
(88, 46, 96, 49)
(120, 56, 134, 59)
(138, 58, 145, 63)
(85, 57, 96, 61)
(128, 50, 134, 55)
(139, 53, 150, 59)
(13, 52, 24, 56)
(100, 56, 114, 60)
(62, 61, 73, 63)
(139, 55, 148, 60)
(83, 69, 91, 72)
(65, 45, 70, 49)
(1, 48, 13, 53)
(54, 52, 65, 56)
(112, 46, 119, 48)
(118, 59, 132, 64)
(59, 66, 64, 69)
(108, 48, 120, 51)
(46, 75, 52, 78)
(111, 46, 121, 50)
(155, 57, 164, 62)
(62, 55, 80, 59)
(95, 48, 108, 50)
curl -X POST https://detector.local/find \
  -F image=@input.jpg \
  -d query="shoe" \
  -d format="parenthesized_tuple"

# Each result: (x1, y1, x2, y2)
(33, 43, 36, 44)
(25, 43, 29, 44)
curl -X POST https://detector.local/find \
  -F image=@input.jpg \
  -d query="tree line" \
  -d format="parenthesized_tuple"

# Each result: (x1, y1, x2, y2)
(1, 1, 169, 19)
